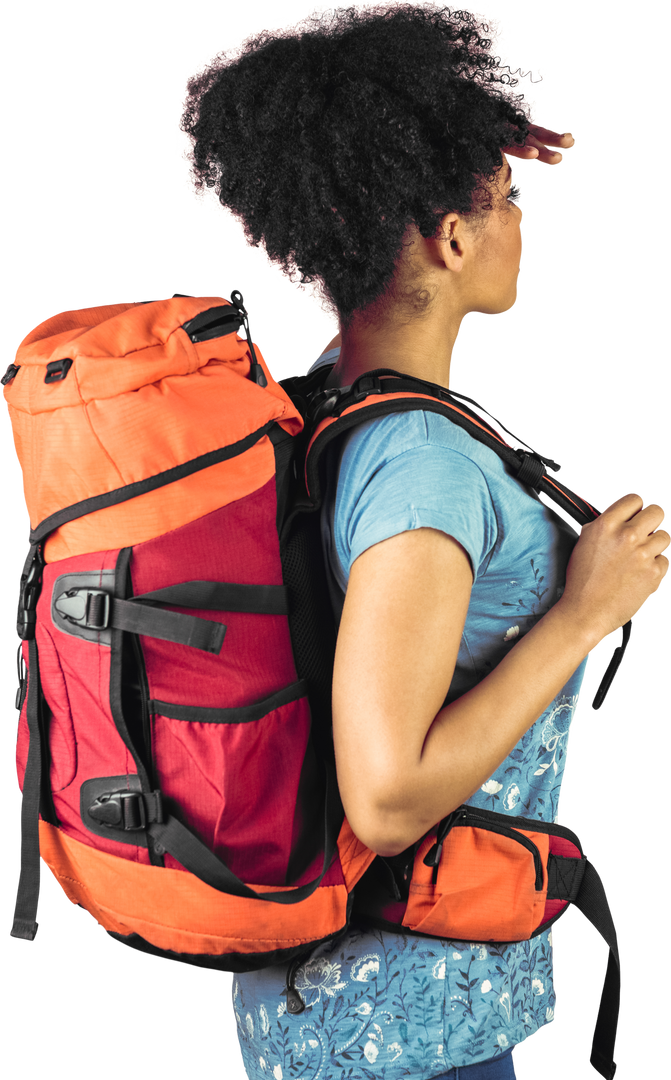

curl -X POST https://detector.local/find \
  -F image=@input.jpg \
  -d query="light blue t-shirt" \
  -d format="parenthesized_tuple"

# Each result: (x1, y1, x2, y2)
(233, 352, 586, 1079)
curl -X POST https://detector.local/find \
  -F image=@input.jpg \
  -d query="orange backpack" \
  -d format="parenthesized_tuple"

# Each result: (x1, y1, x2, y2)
(5, 294, 626, 1078)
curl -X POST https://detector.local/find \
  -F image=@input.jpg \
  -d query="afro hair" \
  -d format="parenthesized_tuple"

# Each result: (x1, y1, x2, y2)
(173, 0, 548, 332)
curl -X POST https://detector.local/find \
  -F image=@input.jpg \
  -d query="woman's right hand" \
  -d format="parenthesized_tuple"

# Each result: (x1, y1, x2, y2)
(559, 494, 669, 643)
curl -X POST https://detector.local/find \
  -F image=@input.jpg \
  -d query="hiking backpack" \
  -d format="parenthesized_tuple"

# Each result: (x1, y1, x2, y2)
(4, 293, 628, 1078)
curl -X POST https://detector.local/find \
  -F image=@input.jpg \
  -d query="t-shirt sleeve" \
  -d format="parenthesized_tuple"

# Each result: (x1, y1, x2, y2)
(333, 424, 498, 586)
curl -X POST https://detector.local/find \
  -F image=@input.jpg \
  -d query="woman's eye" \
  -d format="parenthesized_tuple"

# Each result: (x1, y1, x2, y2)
(508, 185, 521, 203)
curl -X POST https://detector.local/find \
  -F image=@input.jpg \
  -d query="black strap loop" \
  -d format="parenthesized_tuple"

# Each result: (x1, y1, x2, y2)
(514, 450, 546, 492)
(44, 358, 73, 384)
(573, 860, 620, 1079)
(11, 638, 42, 940)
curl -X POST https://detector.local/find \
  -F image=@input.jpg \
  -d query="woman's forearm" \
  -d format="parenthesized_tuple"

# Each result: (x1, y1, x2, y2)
(357, 601, 596, 854)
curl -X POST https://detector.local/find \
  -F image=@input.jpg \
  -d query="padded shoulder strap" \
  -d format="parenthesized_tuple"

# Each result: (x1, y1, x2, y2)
(276, 365, 635, 717)
(303, 368, 598, 525)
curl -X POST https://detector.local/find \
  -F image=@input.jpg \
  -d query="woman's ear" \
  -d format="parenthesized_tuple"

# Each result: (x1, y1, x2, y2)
(431, 212, 467, 273)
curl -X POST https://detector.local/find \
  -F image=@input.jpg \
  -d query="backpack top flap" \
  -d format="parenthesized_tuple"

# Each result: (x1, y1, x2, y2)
(5, 297, 303, 561)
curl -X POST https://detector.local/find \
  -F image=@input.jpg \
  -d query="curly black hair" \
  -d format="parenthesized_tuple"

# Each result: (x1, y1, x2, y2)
(181, 4, 530, 324)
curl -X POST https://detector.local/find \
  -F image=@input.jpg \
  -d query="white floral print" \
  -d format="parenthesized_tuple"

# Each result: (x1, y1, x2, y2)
(294, 958, 347, 1004)
(350, 954, 381, 982)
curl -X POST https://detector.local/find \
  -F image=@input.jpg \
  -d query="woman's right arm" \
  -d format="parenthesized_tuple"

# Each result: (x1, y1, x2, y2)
(332, 494, 668, 856)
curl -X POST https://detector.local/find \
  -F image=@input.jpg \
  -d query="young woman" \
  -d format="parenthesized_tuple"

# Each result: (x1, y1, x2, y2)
(187, 6, 663, 1079)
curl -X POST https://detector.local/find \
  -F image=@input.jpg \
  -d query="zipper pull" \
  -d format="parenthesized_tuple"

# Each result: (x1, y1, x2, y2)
(285, 987, 306, 1015)
(230, 290, 267, 387)
(423, 808, 466, 885)
(280, 952, 307, 1015)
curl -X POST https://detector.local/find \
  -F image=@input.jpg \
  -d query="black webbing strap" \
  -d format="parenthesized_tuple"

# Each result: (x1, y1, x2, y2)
(570, 859, 622, 1080)
(53, 587, 226, 654)
(148, 764, 342, 904)
(55, 579, 289, 652)
(9, 725, 343, 946)
(136, 581, 289, 615)
(302, 371, 635, 717)
(114, 578, 291, 645)
(8, 635, 43, 941)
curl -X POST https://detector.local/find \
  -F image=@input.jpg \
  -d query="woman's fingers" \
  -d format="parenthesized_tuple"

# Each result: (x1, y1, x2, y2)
(504, 125, 574, 164)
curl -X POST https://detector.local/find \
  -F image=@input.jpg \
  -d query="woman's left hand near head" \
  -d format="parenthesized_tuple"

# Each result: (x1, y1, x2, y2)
(501, 123, 574, 166)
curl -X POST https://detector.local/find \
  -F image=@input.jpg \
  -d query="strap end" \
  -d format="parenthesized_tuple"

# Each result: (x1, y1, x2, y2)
(11, 918, 38, 940)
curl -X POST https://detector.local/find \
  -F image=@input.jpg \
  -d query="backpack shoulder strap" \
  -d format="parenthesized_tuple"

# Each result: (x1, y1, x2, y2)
(302, 367, 598, 526)
(289, 367, 630, 709)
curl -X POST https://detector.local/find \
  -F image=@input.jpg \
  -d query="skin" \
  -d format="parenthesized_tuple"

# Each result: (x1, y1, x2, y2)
(317, 124, 579, 390)
(321, 128, 669, 856)
(324, 154, 521, 391)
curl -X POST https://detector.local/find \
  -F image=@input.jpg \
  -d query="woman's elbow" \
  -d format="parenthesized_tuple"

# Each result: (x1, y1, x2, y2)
(342, 793, 424, 857)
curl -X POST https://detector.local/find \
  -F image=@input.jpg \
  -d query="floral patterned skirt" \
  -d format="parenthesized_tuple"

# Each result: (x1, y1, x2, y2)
(233, 924, 554, 1079)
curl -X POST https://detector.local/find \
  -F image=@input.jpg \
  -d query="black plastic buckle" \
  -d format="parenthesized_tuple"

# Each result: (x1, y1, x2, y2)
(88, 791, 146, 830)
(81, 778, 165, 843)
(15, 645, 27, 711)
(88, 789, 163, 831)
(54, 588, 111, 630)
(352, 375, 383, 402)
(118, 791, 146, 830)
(309, 388, 342, 424)
(0, 360, 19, 386)
(17, 545, 44, 640)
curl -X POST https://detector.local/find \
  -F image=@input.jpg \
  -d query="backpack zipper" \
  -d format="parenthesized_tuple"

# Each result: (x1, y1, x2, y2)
(423, 807, 544, 890)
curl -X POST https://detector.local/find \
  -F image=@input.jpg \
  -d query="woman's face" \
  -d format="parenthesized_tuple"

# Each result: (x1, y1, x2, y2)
(467, 154, 523, 316)
(332, 152, 529, 388)
(360, 157, 522, 331)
